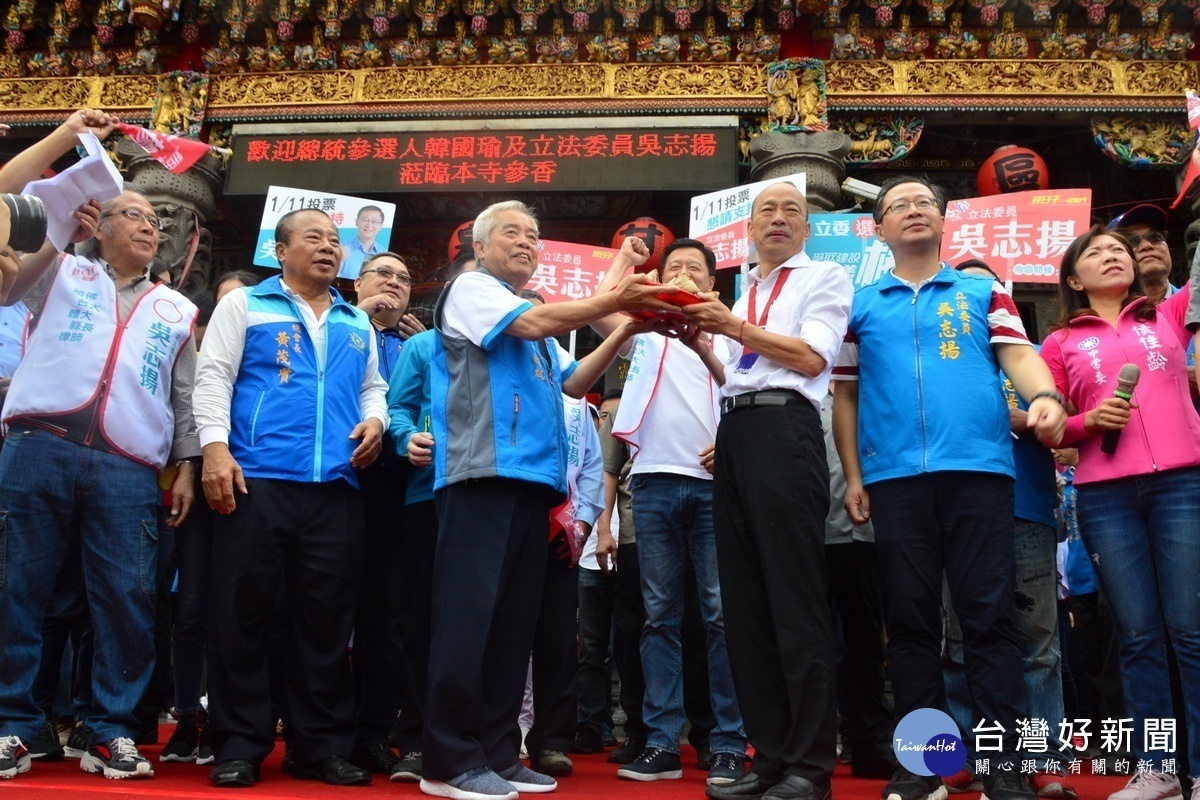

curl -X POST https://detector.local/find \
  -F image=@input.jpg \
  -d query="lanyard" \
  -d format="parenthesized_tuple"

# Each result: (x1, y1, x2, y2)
(744, 268, 793, 353)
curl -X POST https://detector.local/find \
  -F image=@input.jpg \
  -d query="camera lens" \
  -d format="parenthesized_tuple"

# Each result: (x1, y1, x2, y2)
(1, 193, 49, 253)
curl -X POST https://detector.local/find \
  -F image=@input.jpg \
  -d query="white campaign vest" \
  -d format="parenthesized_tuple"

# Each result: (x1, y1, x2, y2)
(3, 254, 197, 470)
(611, 333, 720, 460)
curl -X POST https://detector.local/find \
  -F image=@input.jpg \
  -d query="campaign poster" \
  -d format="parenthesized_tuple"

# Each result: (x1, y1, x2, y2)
(807, 213, 895, 289)
(940, 189, 1092, 284)
(524, 240, 621, 304)
(253, 186, 397, 278)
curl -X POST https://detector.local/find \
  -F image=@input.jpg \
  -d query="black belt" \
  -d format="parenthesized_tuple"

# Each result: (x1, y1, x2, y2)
(720, 390, 805, 415)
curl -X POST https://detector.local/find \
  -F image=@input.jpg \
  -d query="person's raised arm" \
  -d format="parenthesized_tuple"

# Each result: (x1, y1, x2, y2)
(561, 317, 672, 397)
(590, 236, 649, 340)
(0, 109, 118, 193)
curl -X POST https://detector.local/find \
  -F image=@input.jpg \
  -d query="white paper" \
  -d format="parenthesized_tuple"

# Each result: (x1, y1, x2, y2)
(20, 132, 124, 252)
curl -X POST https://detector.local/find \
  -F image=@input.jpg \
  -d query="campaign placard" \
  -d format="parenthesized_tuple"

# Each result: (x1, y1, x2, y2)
(253, 186, 396, 279)
(523, 240, 621, 304)
(807, 213, 896, 289)
(940, 189, 1092, 284)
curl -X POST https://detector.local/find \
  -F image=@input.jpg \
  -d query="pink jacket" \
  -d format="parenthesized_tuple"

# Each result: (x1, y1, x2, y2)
(1041, 285, 1200, 485)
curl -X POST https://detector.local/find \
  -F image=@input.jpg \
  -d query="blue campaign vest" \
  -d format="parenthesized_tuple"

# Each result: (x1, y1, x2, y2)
(228, 276, 373, 487)
(850, 267, 1014, 486)
(430, 270, 571, 498)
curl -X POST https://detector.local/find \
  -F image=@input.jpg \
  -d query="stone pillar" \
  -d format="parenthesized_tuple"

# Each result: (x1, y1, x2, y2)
(747, 130, 853, 212)
(116, 138, 225, 297)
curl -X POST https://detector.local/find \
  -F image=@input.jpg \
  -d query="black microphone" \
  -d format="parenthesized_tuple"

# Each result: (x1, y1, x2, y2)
(1100, 363, 1140, 455)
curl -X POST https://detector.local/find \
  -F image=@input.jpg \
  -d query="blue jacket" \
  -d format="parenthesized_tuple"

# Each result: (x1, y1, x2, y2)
(849, 267, 1014, 486)
(387, 329, 435, 504)
(431, 271, 576, 497)
(228, 276, 374, 487)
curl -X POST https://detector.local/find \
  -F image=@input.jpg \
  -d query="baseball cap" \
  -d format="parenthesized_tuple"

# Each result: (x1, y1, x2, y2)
(1108, 203, 1168, 232)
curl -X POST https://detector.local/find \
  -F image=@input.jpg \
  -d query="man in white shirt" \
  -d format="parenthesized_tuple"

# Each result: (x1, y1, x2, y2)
(592, 237, 747, 786)
(683, 181, 853, 800)
(195, 207, 388, 789)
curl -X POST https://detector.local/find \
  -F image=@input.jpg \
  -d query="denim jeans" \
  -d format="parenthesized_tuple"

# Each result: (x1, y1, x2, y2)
(1076, 466, 1200, 772)
(631, 473, 745, 757)
(944, 520, 1066, 768)
(0, 428, 159, 744)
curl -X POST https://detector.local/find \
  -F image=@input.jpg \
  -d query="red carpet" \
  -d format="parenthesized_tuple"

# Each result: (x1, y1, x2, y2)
(0, 729, 1129, 800)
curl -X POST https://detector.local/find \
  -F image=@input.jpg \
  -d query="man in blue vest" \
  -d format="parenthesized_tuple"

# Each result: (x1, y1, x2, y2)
(0, 108, 200, 783)
(195, 207, 388, 789)
(421, 199, 676, 800)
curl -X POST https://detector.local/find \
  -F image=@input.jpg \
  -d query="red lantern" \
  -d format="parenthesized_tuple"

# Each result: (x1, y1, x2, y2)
(611, 217, 676, 273)
(448, 220, 475, 262)
(976, 145, 1050, 196)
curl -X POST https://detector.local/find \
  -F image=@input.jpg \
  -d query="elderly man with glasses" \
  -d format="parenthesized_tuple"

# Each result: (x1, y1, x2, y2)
(0, 109, 200, 782)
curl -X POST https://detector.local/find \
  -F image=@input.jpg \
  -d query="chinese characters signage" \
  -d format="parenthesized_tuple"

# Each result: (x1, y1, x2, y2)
(941, 189, 1092, 284)
(689, 172, 808, 271)
(526, 240, 620, 304)
(807, 213, 895, 289)
(226, 128, 737, 195)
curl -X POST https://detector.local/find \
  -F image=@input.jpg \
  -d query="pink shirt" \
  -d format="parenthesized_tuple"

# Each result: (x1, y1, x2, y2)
(1040, 285, 1200, 485)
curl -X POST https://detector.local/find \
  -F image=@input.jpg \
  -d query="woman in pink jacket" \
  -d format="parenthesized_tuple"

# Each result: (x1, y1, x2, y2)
(1041, 223, 1200, 800)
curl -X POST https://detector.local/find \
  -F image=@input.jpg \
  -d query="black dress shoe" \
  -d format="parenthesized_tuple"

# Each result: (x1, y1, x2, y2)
(289, 755, 373, 786)
(608, 736, 647, 764)
(211, 759, 259, 788)
(351, 741, 400, 774)
(706, 771, 779, 800)
(763, 775, 832, 800)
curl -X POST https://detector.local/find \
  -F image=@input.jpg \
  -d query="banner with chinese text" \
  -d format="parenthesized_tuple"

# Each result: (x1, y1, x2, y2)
(940, 189, 1092, 284)
(689, 173, 807, 271)
(524, 240, 620, 304)
(807, 213, 895, 289)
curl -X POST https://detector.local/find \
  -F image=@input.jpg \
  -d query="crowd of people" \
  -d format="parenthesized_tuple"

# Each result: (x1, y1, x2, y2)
(0, 107, 1197, 800)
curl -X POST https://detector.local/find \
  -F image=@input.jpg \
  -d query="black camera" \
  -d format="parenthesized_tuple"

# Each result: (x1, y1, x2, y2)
(1, 193, 48, 253)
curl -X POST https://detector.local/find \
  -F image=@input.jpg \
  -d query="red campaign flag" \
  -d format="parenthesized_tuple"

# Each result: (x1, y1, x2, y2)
(116, 123, 212, 175)
(1169, 90, 1200, 210)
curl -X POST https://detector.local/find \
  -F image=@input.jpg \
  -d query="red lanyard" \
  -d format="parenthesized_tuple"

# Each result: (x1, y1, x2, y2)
(746, 267, 793, 330)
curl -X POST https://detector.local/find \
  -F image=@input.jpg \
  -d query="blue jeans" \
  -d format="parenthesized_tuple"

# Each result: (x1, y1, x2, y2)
(631, 473, 745, 756)
(0, 428, 159, 744)
(944, 519, 1067, 769)
(1076, 466, 1200, 773)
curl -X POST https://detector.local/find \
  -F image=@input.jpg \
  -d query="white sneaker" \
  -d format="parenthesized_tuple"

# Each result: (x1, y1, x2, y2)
(1107, 771, 1183, 800)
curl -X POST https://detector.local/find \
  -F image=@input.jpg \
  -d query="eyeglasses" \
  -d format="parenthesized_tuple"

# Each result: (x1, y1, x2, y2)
(357, 217, 384, 227)
(104, 207, 163, 231)
(362, 267, 411, 285)
(1126, 231, 1166, 247)
(882, 197, 939, 217)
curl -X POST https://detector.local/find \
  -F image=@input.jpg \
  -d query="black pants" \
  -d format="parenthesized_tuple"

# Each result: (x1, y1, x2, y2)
(870, 471, 1027, 755)
(423, 479, 556, 780)
(353, 464, 408, 746)
(394, 498, 438, 753)
(208, 478, 364, 767)
(169, 470, 213, 717)
(576, 566, 617, 738)
(713, 401, 836, 784)
(527, 534, 579, 756)
(825, 541, 892, 754)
